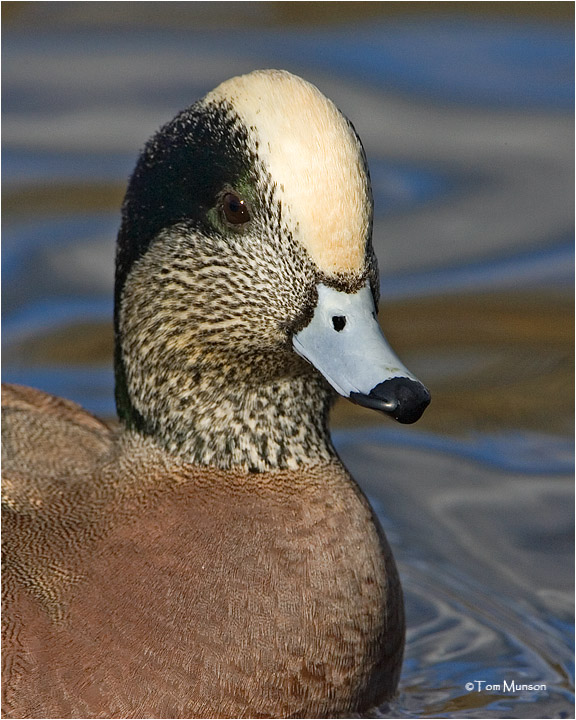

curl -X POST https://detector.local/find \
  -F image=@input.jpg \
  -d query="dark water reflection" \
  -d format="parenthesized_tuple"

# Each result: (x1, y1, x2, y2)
(2, 4, 574, 718)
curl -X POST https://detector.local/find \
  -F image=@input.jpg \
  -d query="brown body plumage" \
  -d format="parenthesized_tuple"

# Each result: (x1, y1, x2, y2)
(2, 70, 428, 718)
(2, 385, 403, 718)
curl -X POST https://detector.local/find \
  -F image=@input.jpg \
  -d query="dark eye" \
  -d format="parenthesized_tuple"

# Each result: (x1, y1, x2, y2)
(222, 192, 251, 225)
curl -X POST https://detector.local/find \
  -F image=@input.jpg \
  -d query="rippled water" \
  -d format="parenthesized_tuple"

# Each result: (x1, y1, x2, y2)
(2, 5, 574, 718)
(339, 431, 573, 718)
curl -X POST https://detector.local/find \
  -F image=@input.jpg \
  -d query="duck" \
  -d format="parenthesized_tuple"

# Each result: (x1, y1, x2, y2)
(2, 69, 430, 719)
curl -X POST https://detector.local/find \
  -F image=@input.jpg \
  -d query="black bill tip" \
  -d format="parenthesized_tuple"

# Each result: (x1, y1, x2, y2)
(350, 377, 431, 424)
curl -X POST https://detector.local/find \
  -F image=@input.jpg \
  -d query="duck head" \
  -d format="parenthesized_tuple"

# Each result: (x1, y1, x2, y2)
(115, 69, 430, 470)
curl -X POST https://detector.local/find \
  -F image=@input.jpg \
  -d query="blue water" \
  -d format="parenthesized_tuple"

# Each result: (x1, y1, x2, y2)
(256, 20, 575, 109)
(4, 21, 573, 110)
(334, 427, 574, 476)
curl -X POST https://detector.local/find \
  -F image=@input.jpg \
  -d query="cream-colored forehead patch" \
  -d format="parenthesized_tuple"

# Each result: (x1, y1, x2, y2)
(204, 69, 370, 276)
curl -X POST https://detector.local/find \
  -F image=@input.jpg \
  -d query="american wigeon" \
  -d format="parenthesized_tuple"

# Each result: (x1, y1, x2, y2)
(2, 69, 430, 718)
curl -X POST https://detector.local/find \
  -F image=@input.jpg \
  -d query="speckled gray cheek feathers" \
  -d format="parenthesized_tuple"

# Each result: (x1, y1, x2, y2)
(115, 98, 378, 471)
(119, 207, 331, 472)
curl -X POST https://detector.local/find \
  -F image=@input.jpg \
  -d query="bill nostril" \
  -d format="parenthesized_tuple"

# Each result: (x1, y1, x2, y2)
(332, 315, 347, 332)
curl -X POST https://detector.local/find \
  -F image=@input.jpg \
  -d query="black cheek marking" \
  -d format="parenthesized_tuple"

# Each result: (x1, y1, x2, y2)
(116, 101, 254, 305)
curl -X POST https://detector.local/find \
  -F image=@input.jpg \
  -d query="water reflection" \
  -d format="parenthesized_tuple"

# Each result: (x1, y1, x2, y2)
(341, 435, 573, 718)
